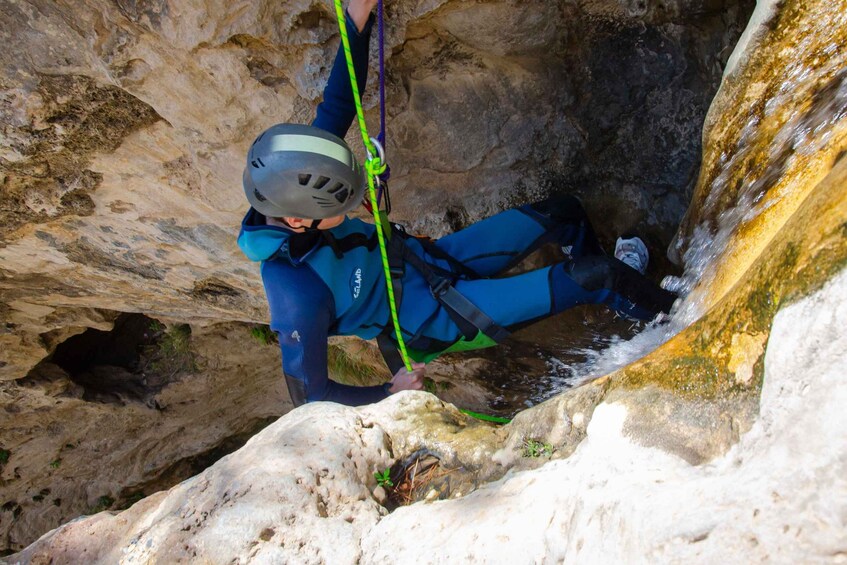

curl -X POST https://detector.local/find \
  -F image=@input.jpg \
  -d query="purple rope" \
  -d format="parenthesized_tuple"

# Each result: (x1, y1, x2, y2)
(377, 0, 386, 145)
(376, 0, 390, 204)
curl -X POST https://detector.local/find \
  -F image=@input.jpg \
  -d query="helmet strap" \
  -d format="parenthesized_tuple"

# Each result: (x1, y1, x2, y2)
(321, 231, 344, 259)
(275, 217, 323, 232)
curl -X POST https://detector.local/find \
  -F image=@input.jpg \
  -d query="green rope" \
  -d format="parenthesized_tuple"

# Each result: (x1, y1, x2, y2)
(459, 409, 511, 425)
(332, 5, 511, 426)
(333, 0, 412, 373)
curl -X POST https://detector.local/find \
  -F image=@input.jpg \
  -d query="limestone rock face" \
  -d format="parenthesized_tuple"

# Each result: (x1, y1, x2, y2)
(6, 0, 846, 559)
(0, 322, 289, 553)
(364, 273, 847, 562)
(0, 0, 751, 380)
(8, 269, 847, 563)
(6, 0, 845, 560)
(0, 1, 753, 549)
(5, 393, 504, 564)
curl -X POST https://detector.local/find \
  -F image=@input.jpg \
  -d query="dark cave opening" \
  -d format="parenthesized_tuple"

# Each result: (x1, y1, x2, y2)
(49, 313, 155, 375)
(26, 313, 192, 405)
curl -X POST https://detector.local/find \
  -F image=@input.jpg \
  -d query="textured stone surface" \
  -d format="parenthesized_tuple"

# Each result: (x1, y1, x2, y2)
(0, 1, 755, 547)
(7, 269, 847, 563)
(4, 393, 503, 564)
(0, 322, 288, 553)
(0, 0, 752, 380)
(10, 0, 847, 559)
(364, 272, 847, 562)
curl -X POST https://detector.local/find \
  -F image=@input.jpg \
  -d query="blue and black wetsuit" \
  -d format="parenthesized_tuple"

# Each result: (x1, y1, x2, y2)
(237, 12, 676, 407)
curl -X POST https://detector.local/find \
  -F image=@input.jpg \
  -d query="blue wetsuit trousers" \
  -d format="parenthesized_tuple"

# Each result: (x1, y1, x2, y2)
(407, 194, 677, 353)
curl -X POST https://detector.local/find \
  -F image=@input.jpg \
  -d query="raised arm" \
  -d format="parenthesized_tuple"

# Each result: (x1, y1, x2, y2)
(311, 0, 377, 138)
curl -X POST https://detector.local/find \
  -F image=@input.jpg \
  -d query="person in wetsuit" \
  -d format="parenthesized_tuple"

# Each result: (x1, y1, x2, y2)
(237, 0, 677, 407)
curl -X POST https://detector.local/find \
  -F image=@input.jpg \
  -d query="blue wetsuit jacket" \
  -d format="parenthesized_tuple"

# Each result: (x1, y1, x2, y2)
(237, 12, 676, 407)
(239, 13, 396, 406)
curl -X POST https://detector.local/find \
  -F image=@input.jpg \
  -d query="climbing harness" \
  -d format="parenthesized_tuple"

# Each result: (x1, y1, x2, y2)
(333, 1, 511, 424)
(382, 226, 510, 354)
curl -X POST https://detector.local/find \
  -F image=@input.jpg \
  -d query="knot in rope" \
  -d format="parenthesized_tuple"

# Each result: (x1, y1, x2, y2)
(365, 157, 388, 177)
(365, 156, 387, 177)
(365, 136, 388, 178)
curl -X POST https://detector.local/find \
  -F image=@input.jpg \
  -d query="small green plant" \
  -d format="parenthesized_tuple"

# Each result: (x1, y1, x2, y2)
(148, 323, 197, 375)
(522, 439, 553, 458)
(422, 378, 451, 395)
(250, 324, 277, 345)
(423, 377, 437, 394)
(88, 495, 115, 514)
(148, 319, 165, 333)
(374, 468, 393, 488)
(0, 448, 9, 465)
(49, 458, 61, 469)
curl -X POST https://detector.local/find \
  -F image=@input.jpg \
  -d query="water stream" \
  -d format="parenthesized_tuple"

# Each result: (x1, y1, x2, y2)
(476, 37, 847, 417)
(571, 55, 847, 377)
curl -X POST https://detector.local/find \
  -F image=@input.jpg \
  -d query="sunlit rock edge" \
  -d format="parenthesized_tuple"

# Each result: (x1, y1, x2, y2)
(7, 265, 846, 563)
(4, 0, 847, 559)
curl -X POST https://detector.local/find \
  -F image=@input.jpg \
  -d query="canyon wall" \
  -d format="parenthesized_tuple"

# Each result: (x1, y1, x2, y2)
(1, 0, 761, 555)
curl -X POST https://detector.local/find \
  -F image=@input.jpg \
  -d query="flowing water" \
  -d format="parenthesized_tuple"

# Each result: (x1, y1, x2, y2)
(472, 307, 641, 415)
(568, 29, 847, 387)
(476, 11, 847, 415)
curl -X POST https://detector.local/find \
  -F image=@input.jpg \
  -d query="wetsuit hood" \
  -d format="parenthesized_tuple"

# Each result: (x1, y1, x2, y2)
(237, 207, 319, 265)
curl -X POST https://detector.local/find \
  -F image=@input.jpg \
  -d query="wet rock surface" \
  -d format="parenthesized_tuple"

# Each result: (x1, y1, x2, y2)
(5, 0, 847, 560)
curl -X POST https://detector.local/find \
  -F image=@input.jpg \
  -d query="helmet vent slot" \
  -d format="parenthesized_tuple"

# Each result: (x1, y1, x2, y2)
(298, 174, 312, 186)
(327, 182, 345, 194)
(253, 188, 268, 202)
(256, 158, 265, 167)
(334, 188, 350, 203)
(313, 176, 331, 189)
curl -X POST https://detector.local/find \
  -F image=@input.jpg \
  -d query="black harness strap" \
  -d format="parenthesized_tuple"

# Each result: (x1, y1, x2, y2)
(377, 333, 406, 374)
(378, 225, 509, 371)
(413, 235, 481, 279)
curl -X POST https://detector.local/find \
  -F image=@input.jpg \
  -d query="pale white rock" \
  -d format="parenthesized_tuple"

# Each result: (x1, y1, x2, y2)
(8, 402, 394, 564)
(8, 269, 847, 563)
(372, 486, 387, 505)
(359, 268, 847, 563)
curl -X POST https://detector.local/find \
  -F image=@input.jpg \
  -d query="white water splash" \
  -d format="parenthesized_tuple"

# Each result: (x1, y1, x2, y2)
(560, 58, 847, 387)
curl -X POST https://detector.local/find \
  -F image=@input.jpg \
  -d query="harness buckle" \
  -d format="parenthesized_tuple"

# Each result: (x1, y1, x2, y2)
(430, 278, 451, 298)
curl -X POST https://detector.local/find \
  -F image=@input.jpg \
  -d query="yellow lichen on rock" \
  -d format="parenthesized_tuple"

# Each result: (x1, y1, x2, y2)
(618, 152, 847, 399)
(611, 0, 847, 403)
(675, 0, 847, 315)
(726, 332, 766, 385)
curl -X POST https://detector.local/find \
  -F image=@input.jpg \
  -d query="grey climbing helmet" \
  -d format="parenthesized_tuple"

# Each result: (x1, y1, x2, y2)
(243, 123, 366, 219)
